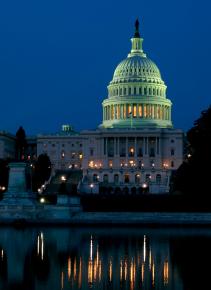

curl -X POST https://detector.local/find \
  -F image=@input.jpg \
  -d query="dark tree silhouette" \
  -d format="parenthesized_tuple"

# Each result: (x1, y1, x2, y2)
(32, 154, 51, 191)
(15, 126, 27, 160)
(0, 159, 9, 190)
(173, 106, 211, 194)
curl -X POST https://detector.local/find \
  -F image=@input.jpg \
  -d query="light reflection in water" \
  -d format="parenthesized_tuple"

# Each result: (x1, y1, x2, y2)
(164, 260, 169, 285)
(0, 228, 190, 290)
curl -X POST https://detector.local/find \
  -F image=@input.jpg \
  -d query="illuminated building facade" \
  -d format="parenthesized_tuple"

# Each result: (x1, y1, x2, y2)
(37, 20, 183, 193)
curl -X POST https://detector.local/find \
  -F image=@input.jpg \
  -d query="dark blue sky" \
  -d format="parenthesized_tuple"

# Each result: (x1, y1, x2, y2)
(0, 0, 210, 135)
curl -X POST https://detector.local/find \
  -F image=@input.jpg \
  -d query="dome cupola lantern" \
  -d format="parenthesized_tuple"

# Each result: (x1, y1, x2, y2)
(100, 20, 173, 129)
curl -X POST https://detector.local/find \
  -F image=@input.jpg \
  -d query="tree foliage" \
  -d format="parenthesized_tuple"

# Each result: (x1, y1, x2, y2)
(32, 154, 51, 191)
(0, 159, 9, 188)
(173, 106, 211, 194)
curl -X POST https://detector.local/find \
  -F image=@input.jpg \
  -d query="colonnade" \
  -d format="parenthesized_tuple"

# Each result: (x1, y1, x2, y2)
(108, 85, 165, 98)
(103, 103, 171, 121)
(103, 136, 160, 157)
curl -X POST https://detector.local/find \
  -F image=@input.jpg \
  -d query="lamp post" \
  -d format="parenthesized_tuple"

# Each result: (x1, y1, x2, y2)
(30, 163, 33, 192)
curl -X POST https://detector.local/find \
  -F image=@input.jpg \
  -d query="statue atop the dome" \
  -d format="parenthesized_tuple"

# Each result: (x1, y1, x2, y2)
(134, 19, 140, 38)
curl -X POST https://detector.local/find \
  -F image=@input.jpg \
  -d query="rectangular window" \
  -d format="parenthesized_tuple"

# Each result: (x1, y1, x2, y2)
(133, 104, 137, 117)
(123, 105, 126, 118)
(138, 104, 142, 117)
(128, 105, 132, 116)
(144, 105, 147, 117)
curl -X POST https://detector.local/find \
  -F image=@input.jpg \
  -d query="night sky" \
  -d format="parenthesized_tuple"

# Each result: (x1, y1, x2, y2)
(0, 0, 210, 135)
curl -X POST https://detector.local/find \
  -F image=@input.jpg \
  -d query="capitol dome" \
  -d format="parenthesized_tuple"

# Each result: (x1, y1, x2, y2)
(100, 20, 173, 129)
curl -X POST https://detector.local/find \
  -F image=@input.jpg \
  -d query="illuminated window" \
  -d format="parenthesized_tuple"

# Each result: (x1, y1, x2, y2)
(89, 161, 94, 168)
(129, 147, 135, 157)
(109, 160, 113, 167)
(138, 104, 142, 117)
(128, 105, 132, 117)
(133, 105, 137, 117)
(129, 160, 134, 166)
(79, 153, 83, 159)
(117, 105, 120, 119)
(123, 105, 126, 118)
(144, 105, 147, 117)
(61, 151, 65, 158)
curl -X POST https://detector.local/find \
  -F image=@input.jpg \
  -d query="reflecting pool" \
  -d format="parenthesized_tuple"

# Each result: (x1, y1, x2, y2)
(0, 227, 210, 290)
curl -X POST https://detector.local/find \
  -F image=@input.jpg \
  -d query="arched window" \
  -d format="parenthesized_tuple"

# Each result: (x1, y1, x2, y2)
(145, 174, 151, 182)
(144, 87, 147, 95)
(128, 87, 131, 95)
(124, 87, 126, 95)
(171, 161, 174, 167)
(134, 87, 136, 95)
(156, 174, 161, 184)
(103, 174, 108, 183)
(114, 174, 119, 184)
(93, 174, 98, 182)
(135, 174, 141, 184)
(171, 149, 175, 156)
(124, 174, 130, 183)
(120, 88, 122, 95)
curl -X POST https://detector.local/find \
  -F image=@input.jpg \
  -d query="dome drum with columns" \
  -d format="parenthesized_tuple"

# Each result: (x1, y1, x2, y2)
(100, 20, 172, 129)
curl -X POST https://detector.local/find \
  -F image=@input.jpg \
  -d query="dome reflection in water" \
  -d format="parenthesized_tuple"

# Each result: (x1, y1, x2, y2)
(1, 227, 211, 290)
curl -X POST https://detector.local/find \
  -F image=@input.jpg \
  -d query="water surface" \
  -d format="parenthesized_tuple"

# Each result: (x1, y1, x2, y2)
(0, 227, 210, 290)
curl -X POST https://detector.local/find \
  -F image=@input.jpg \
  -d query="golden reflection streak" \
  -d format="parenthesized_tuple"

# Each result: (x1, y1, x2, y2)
(149, 249, 152, 270)
(124, 261, 127, 281)
(96, 245, 99, 266)
(120, 260, 123, 282)
(1, 249, 3, 260)
(78, 257, 82, 288)
(130, 260, 136, 290)
(67, 257, 71, 280)
(164, 261, 169, 285)
(99, 260, 102, 282)
(94, 259, 97, 281)
(109, 260, 112, 282)
(61, 271, 64, 289)
(141, 262, 144, 283)
(74, 258, 77, 280)
(152, 262, 155, 286)
(88, 260, 93, 284)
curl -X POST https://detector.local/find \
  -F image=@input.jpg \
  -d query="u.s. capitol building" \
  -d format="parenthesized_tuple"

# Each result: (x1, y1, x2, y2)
(37, 20, 183, 193)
